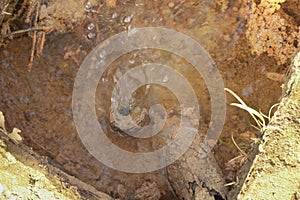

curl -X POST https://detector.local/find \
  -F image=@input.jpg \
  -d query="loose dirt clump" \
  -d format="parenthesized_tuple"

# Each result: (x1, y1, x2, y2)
(246, 0, 300, 65)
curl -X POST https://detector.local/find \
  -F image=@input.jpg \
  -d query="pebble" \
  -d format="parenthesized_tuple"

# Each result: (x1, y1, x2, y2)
(232, 7, 239, 12)
(168, 2, 175, 8)
(87, 32, 96, 39)
(223, 34, 231, 42)
(85, 1, 91, 10)
(87, 23, 95, 30)
(112, 13, 118, 19)
(123, 15, 133, 23)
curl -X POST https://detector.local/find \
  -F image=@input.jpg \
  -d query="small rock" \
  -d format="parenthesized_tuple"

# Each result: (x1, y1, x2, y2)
(232, 7, 239, 12)
(223, 34, 231, 42)
(87, 23, 95, 30)
(123, 15, 133, 23)
(87, 32, 96, 39)
(112, 13, 118, 19)
(85, 2, 92, 10)
(168, 2, 175, 8)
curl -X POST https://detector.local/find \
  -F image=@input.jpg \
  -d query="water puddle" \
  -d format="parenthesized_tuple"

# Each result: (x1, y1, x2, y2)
(0, 0, 285, 199)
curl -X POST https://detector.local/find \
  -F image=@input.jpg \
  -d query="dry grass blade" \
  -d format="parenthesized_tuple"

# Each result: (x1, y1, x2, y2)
(259, 110, 269, 120)
(224, 88, 247, 106)
(231, 132, 246, 156)
(268, 103, 280, 120)
(225, 88, 265, 129)
(225, 88, 281, 134)
(230, 103, 265, 128)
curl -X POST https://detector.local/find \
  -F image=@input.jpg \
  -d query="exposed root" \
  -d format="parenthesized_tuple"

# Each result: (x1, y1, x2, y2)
(36, 31, 45, 57)
(0, 0, 49, 70)
(9, 26, 51, 36)
(28, 1, 40, 71)
(28, 30, 37, 71)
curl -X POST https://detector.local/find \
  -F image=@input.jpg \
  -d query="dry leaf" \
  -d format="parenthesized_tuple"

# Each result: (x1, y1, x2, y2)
(8, 128, 22, 144)
(0, 111, 22, 144)
(0, 111, 7, 133)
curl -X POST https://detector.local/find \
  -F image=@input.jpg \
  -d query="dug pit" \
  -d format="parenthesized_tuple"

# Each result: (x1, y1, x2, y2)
(0, 0, 299, 199)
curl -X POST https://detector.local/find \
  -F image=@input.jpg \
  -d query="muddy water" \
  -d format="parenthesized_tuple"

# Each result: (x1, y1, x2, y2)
(0, 1, 284, 199)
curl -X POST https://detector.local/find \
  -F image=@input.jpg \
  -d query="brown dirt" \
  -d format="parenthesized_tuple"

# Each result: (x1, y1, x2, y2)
(246, 0, 300, 65)
(230, 51, 300, 200)
(0, 0, 299, 199)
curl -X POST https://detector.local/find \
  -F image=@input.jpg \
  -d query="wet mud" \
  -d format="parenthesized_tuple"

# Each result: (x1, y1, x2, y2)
(0, 0, 299, 199)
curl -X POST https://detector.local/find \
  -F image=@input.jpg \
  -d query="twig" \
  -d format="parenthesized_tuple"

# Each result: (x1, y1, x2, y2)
(36, 31, 45, 57)
(10, 26, 51, 35)
(231, 132, 246, 156)
(25, 0, 38, 23)
(1, 3, 12, 15)
(28, 30, 37, 71)
(28, 1, 40, 71)
(0, 2, 11, 26)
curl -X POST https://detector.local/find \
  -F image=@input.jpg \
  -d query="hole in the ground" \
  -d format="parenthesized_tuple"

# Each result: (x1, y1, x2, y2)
(0, 0, 292, 199)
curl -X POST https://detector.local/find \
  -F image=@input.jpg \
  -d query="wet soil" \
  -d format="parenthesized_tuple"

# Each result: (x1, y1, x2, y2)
(0, 0, 299, 199)
(231, 51, 300, 200)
